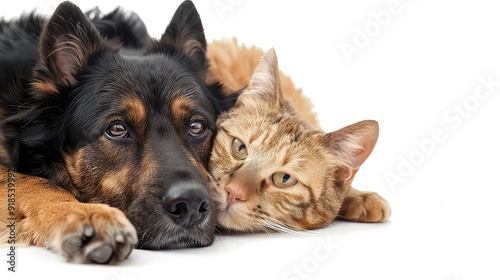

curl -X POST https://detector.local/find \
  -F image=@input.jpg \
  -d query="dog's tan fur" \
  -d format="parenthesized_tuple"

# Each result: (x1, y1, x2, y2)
(0, 169, 137, 263)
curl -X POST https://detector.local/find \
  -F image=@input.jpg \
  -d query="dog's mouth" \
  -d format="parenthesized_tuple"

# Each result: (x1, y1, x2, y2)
(146, 234, 213, 250)
(135, 218, 215, 250)
(128, 196, 216, 250)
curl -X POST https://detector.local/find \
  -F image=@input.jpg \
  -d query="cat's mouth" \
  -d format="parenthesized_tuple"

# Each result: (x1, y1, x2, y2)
(217, 206, 252, 231)
(226, 192, 240, 208)
(219, 194, 244, 214)
(223, 200, 238, 211)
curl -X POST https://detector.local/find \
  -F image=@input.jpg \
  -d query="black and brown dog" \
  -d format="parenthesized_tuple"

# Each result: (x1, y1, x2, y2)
(0, 1, 234, 264)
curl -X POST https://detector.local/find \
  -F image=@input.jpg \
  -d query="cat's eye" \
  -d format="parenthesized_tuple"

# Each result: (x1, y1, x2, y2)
(272, 172, 298, 188)
(231, 138, 247, 160)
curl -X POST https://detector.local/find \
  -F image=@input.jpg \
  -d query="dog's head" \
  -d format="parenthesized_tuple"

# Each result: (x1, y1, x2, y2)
(4, 1, 229, 249)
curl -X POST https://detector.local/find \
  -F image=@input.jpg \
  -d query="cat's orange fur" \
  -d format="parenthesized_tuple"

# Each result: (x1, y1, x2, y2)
(206, 38, 319, 128)
(206, 39, 390, 231)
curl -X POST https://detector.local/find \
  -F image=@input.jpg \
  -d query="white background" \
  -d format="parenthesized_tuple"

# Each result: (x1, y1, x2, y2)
(1, 1, 500, 279)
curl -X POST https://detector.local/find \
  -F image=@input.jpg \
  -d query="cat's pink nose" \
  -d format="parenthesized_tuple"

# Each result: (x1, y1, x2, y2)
(226, 183, 248, 206)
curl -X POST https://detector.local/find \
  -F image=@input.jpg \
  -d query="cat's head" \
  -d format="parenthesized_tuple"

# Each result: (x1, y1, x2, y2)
(209, 49, 379, 232)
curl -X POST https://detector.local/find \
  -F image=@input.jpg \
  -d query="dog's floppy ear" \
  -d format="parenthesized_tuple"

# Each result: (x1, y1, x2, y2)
(33, 1, 114, 94)
(245, 48, 285, 105)
(159, 0, 208, 72)
(325, 120, 379, 182)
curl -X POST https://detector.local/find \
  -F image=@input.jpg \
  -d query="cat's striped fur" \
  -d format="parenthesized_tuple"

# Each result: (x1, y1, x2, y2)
(206, 39, 391, 232)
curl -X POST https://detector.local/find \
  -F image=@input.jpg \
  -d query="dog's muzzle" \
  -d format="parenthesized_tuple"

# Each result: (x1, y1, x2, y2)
(163, 182, 210, 228)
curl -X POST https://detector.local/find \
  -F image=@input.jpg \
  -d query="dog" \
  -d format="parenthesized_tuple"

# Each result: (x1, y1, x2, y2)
(0, 0, 234, 264)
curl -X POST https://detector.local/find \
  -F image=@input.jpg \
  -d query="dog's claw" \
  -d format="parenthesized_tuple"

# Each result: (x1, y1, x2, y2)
(115, 233, 125, 243)
(83, 225, 94, 237)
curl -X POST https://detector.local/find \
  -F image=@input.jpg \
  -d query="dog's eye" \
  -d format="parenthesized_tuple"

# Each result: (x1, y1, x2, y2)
(189, 121, 206, 137)
(271, 172, 298, 188)
(106, 123, 129, 138)
(231, 138, 247, 160)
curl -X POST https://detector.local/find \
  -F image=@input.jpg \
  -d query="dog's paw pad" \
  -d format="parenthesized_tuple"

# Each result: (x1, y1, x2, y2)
(90, 244, 113, 264)
(63, 235, 84, 256)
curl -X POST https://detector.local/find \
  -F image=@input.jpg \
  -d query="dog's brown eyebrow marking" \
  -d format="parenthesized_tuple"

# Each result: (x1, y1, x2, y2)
(171, 96, 193, 121)
(120, 97, 146, 134)
(170, 97, 196, 138)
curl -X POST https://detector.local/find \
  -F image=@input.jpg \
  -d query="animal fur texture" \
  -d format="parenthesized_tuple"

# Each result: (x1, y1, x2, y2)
(206, 39, 391, 232)
(0, 1, 233, 264)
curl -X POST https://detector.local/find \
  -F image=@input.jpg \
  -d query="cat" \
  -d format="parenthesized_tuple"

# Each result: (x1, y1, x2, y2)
(206, 39, 391, 232)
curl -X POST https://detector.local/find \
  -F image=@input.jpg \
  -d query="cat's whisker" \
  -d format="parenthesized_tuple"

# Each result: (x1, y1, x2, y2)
(263, 217, 326, 237)
(263, 222, 301, 236)
(261, 218, 304, 236)
(256, 223, 273, 234)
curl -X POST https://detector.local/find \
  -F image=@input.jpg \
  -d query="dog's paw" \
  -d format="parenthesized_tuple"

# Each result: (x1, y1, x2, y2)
(338, 192, 391, 223)
(47, 203, 138, 264)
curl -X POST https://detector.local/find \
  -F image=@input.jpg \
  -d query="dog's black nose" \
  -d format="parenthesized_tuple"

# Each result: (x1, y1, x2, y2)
(163, 183, 210, 228)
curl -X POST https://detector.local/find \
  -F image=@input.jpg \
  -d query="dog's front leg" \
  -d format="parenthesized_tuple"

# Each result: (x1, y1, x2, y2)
(0, 169, 137, 264)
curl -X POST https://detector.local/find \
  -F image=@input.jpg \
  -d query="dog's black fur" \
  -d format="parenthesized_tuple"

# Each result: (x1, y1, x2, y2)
(0, 0, 233, 252)
(85, 6, 152, 54)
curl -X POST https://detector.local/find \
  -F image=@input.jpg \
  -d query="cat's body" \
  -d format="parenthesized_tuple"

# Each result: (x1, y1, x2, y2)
(206, 39, 391, 232)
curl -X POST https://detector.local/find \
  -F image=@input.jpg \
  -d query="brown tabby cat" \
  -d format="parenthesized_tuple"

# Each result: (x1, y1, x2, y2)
(207, 39, 391, 232)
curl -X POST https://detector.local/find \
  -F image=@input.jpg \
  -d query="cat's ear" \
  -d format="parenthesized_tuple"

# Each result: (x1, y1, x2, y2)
(325, 120, 379, 181)
(34, 1, 110, 94)
(159, 0, 208, 72)
(246, 48, 285, 104)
